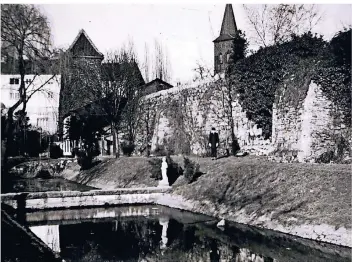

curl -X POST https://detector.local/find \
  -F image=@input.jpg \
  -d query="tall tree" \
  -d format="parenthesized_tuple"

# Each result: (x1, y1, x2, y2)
(1, 4, 55, 173)
(153, 40, 172, 83)
(243, 4, 323, 47)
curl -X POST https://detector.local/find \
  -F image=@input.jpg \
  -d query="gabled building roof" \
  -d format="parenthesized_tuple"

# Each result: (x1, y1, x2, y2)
(142, 78, 173, 95)
(143, 78, 173, 88)
(101, 61, 145, 87)
(67, 29, 104, 59)
(213, 4, 238, 43)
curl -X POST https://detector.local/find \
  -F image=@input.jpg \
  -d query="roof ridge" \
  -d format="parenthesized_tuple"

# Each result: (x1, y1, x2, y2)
(67, 29, 103, 57)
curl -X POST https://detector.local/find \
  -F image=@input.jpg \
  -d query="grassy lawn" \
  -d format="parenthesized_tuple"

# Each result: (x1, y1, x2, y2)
(172, 156, 351, 229)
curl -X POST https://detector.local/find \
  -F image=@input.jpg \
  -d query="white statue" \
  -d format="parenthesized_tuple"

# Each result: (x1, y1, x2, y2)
(159, 157, 169, 187)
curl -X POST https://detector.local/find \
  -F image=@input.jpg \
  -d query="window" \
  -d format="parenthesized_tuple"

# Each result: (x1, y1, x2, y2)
(48, 93, 53, 99)
(10, 92, 13, 99)
(227, 53, 231, 62)
(10, 78, 19, 85)
(219, 54, 223, 64)
(15, 93, 20, 99)
(25, 79, 31, 84)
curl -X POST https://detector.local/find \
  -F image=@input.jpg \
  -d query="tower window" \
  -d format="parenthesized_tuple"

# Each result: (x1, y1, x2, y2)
(219, 54, 223, 64)
(227, 53, 231, 62)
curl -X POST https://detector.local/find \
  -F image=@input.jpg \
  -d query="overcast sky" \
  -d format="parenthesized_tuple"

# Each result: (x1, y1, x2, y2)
(38, 3, 351, 84)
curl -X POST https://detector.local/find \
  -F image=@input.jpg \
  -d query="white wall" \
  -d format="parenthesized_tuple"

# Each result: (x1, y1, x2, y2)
(1, 74, 61, 134)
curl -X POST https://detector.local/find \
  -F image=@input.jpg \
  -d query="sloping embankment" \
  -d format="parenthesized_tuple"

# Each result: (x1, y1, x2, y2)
(61, 157, 159, 189)
(162, 156, 351, 247)
(59, 155, 351, 247)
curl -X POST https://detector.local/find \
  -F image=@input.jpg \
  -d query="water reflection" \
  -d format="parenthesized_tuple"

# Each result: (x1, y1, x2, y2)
(26, 205, 350, 262)
(30, 225, 60, 253)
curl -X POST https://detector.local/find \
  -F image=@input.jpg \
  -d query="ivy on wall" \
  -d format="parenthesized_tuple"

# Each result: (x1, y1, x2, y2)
(228, 30, 351, 138)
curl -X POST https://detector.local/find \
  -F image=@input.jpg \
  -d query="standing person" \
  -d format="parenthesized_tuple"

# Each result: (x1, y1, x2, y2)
(208, 127, 219, 160)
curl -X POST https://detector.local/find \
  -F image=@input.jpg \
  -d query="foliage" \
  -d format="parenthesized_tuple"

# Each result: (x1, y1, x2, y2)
(49, 144, 63, 159)
(152, 144, 168, 156)
(315, 134, 351, 164)
(312, 28, 352, 127)
(75, 148, 94, 170)
(183, 157, 202, 184)
(166, 155, 183, 185)
(329, 28, 351, 66)
(229, 32, 328, 138)
(121, 141, 135, 156)
(148, 158, 162, 180)
(227, 30, 249, 71)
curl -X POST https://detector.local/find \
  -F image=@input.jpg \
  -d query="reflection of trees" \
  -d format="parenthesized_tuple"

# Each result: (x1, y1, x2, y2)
(60, 219, 162, 261)
(59, 217, 277, 262)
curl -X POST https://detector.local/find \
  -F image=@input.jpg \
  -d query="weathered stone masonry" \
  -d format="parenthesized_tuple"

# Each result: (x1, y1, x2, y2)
(137, 80, 272, 156)
(272, 80, 349, 162)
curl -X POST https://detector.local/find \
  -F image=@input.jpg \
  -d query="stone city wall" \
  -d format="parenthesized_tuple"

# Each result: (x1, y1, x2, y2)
(136, 79, 272, 156)
(272, 81, 349, 162)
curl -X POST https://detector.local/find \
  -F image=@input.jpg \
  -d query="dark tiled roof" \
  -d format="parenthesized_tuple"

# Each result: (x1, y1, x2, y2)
(213, 33, 237, 43)
(143, 78, 173, 88)
(68, 29, 104, 59)
(213, 4, 238, 43)
(101, 61, 145, 86)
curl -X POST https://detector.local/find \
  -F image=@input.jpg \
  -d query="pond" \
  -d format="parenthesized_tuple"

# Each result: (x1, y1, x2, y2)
(17, 205, 352, 262)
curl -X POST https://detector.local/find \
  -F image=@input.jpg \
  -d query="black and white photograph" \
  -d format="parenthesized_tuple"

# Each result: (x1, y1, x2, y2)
(1, 1, 351, 261)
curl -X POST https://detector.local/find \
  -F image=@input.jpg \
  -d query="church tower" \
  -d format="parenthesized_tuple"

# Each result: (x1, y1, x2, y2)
(213, 4, 238, 74)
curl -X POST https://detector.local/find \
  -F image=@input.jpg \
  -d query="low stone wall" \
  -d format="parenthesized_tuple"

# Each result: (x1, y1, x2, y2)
(1, 187, 171, 210)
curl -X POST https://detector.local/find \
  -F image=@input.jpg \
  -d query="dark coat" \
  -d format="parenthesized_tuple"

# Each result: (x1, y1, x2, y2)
(209, 132, 219, 148)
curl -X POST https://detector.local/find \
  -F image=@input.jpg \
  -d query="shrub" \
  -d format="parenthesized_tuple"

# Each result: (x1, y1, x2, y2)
(49, 144, 63, 159)
(148, 158, 162, 180)
(76, 149, 93, 170)
(152, 144, 167, 156)
(121, 141, 135, 156)
(183, 157, 202, 183)
(166, 155, 183, 185)
(316, 151, 335, 164)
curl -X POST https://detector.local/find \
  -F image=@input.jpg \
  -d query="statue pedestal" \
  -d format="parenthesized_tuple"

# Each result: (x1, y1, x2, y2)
(158, 179, 169, 187)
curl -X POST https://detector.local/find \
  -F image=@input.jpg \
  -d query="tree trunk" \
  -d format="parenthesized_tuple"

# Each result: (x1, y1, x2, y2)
(112, 123, 120, 158)
(3, 108, 15, 176)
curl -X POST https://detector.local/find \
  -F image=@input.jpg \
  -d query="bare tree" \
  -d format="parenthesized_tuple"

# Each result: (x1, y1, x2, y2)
(143, 43, 150, 83)
(1, 4, 56, 172)
(153, 39, 172, 82)
(193, 61, 215, 81)
(243, 4, 323, 47)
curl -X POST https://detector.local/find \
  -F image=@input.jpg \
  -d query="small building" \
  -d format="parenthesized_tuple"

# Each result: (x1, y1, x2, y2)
(142, 78, 173, 96)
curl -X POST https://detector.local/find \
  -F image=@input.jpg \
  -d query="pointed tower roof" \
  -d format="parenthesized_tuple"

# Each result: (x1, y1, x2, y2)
(213, 4, 238, 43)
(68, 29, 104, 58)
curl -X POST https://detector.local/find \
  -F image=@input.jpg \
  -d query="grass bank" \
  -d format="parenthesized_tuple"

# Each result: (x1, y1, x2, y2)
(166, 156, 351, 247)
(61, 157, 159, 189)
(60, 155, 350, 246)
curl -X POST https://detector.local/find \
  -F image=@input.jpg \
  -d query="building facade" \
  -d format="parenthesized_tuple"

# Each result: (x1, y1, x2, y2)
(1, 74, 61, 134)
